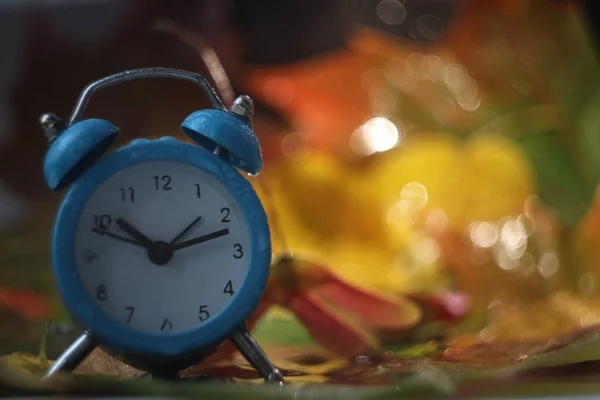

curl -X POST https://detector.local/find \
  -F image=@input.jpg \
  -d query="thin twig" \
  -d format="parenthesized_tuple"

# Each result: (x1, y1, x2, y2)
(153, 18, 235, 107)
(152, 18, 289, 253)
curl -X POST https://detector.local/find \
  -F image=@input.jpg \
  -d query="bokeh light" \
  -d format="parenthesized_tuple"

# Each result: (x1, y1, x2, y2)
(349, 117, 401, 155)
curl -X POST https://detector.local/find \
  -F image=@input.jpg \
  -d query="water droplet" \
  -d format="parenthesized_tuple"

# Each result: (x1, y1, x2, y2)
(354, 355, 371, 364)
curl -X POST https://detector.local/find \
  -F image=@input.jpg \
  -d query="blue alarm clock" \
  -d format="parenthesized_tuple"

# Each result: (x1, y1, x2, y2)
(40, 68, 283, 383)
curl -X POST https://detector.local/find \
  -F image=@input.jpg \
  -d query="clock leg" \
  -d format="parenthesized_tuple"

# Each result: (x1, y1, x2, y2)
(231, 328, 285, 385)
(42, 332, 96, 379)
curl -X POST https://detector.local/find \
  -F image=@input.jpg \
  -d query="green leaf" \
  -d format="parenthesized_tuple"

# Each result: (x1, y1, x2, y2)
(521, 4, 600, 195)
(515, 131, 593, 226)
(251, 313, 316, 346)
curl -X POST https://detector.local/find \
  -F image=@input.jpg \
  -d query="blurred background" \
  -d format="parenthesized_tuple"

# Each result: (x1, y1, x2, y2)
(2, 0, 600, 376)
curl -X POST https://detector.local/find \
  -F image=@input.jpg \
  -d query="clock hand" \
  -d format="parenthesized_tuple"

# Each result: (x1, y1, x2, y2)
(169, 216, 202, 245)
(91, 228, 145, 247)
(171, 228, 230, 251)
(115, 218, 155, 248)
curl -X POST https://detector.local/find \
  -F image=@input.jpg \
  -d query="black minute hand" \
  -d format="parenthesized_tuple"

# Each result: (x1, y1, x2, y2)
(170, 216, 202, 245)
(171, 228, 230, 251)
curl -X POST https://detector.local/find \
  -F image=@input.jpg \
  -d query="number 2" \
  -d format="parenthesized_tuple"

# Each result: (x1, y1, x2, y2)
(221, 208, 230, 222)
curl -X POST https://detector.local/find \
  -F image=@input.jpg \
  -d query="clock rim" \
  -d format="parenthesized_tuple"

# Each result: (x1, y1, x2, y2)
(52, 137, 271, 358)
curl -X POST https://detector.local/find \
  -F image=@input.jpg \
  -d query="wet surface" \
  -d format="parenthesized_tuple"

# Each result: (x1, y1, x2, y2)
(71, 325, 600, 386)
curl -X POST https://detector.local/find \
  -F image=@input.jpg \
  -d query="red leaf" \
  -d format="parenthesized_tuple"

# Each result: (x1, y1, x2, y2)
(0, 288, 51, 320)
(313, 279, 422, 331)
(288, 291, 380, 357)
(407, 291, 471, 323)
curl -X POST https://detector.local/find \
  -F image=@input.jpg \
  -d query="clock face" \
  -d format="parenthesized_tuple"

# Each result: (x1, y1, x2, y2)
(74, 161, 250, 333)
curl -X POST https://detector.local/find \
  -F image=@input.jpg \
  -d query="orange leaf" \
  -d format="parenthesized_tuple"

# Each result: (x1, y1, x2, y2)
(313, 279, 421, 331)
(288, 291, 380, 358)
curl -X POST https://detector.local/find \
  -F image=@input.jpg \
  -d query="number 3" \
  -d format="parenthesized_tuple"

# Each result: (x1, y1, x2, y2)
(233, 243, 243, 259)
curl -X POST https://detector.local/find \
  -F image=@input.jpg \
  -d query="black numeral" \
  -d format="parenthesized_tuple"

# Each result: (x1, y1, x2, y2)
(125, 306, 135, 324)
(84, 248, 98, 264)
(198, 305, 210, 321)
(154, 175, 172, 190)
(120, 187, 135, 202)
(96, 285, 107, 301)
(223, 280, 235, 296)
(93, 214, 111, 230)
(221, 208, 231, 223)
(233, 243, 243, 259)
(194, 184, 201, 198)
(161, 318, 173, 331)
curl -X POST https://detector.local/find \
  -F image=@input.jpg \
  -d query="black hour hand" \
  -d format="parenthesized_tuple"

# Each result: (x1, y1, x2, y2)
(115, 218, 154, 247)
(171, 229, 230, 251)
(91, 229, 145, 247)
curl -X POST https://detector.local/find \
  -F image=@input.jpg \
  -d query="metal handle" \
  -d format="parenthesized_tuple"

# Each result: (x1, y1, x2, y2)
(67, 67, 226, 126)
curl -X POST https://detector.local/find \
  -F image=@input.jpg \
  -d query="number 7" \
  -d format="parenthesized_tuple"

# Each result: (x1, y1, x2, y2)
(125, 306, 135, 324)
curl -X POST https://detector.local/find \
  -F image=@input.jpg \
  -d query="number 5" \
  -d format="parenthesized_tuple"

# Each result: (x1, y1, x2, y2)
(198, 305, 210, 321)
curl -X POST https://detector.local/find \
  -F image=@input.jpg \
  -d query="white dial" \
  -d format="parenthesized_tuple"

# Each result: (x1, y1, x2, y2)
(74, 161, 250, 333)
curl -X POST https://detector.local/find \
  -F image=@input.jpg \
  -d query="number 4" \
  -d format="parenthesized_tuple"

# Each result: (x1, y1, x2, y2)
(223, 280, 235, 296)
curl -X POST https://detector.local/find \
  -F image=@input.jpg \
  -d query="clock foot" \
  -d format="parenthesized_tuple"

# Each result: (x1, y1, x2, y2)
(42, 332, 96, 379)
(231, 328, 285, 385)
